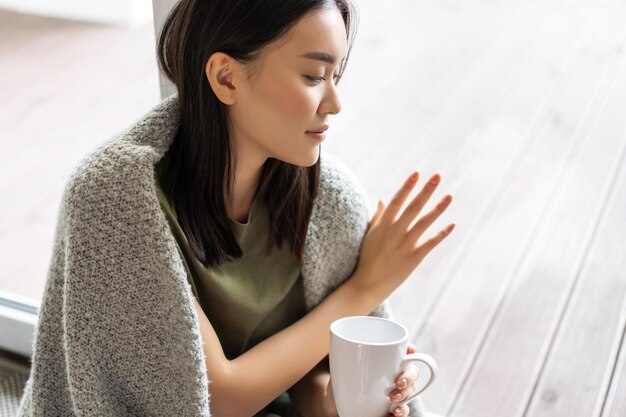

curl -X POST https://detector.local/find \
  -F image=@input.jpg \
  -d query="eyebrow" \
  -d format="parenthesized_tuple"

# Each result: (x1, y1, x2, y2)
(299, 52, 344, 65)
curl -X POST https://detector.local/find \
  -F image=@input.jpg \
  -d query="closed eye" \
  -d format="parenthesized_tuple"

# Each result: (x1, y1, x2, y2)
(305, 74, 341, 84)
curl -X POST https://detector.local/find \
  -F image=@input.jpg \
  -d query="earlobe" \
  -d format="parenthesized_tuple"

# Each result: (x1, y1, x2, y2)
(205, 52, 237, 105)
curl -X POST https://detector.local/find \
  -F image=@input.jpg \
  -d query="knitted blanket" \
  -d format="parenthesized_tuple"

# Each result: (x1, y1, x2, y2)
(16, 94, 425, 416)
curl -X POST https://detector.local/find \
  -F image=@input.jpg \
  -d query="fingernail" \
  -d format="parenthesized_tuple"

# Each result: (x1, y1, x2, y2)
(430, 174, 440, 185)
(394, 407, 403, 416)
(397, 378, 408, 388)
(409, 172, 418, 182)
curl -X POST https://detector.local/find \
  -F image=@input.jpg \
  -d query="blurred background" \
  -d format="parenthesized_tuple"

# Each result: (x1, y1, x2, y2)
(1, 0, 625, 416)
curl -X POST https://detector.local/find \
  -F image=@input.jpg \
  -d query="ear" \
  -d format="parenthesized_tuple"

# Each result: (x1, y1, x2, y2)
(205, 52, 239, 105)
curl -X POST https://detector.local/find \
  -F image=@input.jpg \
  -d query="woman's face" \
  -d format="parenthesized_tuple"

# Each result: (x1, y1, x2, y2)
(220, 6, 348, 168)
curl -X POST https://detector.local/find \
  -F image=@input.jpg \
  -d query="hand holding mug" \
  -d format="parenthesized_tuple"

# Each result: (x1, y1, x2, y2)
(388, 343, 420, 417)
(323, 342, 420, 417)
(329, 316, 437, 417)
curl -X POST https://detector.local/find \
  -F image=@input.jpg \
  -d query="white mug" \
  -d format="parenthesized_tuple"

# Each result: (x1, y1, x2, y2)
(329, 316, 437, 417)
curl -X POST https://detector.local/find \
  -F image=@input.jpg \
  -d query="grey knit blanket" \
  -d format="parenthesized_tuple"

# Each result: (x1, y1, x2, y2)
(15, 94, 426, 416)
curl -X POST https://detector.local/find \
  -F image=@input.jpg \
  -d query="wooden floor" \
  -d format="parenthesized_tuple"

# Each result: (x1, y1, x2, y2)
(0, 9, 161, 301)
(1, 0, 625, 416)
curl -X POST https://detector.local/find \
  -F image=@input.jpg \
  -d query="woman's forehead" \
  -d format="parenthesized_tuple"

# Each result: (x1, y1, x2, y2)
(269, 8, 348, 63)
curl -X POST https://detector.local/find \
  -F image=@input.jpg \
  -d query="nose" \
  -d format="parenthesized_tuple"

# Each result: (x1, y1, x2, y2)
(320, 81, 342, 116)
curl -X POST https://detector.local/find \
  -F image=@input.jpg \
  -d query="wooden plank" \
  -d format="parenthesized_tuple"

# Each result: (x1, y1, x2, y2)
(334, 0, 606, 369)
(603, 317, 626, 417)
(330, 0, 542, 342)
(372, 1, 567, 321)
(522, 146, 626, 417)
(0, 11, 160, 297)
(331, 4, 606, 414)
(520, 75, 626, 417)
(384, 4, 618, 413)
(392, 0, 600, 346)
(446, 10, 626, 416)
(0, 19, 160, 200)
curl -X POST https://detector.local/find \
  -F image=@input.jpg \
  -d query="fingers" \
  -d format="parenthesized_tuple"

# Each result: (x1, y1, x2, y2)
(389, 404, 410, 417)
(391, 363, 419, 400)
(389, 405, 410, 417)
(380, 172, 420, 226)
(375, 169, 455, 260)
(399, 363, 420, 388)
(394, 173, 442, 233)
(406, 343, 416, 354)
(390, 383, 417, 405)
(412, 222, 455, 259)
(407, 192, 453, 243)
(389, 359, 419, 417)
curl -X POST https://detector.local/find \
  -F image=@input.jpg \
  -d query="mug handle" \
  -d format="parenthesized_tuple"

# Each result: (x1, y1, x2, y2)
(394, 353, 438, 408)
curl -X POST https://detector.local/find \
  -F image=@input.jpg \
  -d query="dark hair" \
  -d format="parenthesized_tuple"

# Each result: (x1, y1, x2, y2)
(156, 0, 358, 268)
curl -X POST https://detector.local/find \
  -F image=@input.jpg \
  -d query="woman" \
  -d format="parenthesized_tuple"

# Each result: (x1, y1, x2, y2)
(17, 0, 454, 416)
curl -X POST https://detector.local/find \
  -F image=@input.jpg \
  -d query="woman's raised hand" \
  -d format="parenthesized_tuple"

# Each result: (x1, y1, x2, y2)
(352, 171, 455, 301)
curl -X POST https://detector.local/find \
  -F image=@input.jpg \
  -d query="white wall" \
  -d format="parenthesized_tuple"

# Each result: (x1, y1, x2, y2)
(0, 0, 153, 28)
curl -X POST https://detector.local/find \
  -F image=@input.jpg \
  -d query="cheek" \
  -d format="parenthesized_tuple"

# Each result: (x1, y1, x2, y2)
(262, 76, 317, 123)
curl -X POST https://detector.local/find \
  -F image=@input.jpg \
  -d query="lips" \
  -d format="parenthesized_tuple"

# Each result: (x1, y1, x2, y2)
(306, 124, 329, 133)
(306, 131, 326, 141)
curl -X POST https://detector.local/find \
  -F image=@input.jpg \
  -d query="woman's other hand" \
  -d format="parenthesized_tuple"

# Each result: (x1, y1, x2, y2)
(353, 171, 455, 301)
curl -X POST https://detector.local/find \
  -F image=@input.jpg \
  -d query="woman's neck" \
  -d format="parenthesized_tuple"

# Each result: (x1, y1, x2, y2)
(226, 160, 263, 223)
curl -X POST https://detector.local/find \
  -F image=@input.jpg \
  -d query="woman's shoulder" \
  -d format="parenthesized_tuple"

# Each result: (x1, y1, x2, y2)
(63, 95, 179, 205)
(301, 153, 374, 309)
(63, 137, 152, 206)
(317, 152, 372, 220)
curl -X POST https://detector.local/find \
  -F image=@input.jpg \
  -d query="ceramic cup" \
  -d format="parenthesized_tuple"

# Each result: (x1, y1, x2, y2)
(329, 316, 437, 417)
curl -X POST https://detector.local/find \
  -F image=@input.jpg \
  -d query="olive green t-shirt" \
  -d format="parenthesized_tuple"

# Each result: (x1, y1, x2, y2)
(155, 172, 305, 417)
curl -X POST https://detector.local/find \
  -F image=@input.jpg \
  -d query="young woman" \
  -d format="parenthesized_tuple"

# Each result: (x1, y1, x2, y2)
(17, 1, 454, 416)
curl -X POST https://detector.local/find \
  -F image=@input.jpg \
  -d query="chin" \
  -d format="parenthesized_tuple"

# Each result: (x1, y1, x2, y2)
(302, 146, 321, 167)
(279, 147, 320, 168)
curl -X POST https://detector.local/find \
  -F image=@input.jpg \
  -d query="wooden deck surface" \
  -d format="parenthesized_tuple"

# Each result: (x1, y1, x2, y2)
(1, 0, 625, 416)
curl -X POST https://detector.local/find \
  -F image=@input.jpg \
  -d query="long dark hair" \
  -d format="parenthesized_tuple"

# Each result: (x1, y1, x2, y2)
(156, 0, 358, 268)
